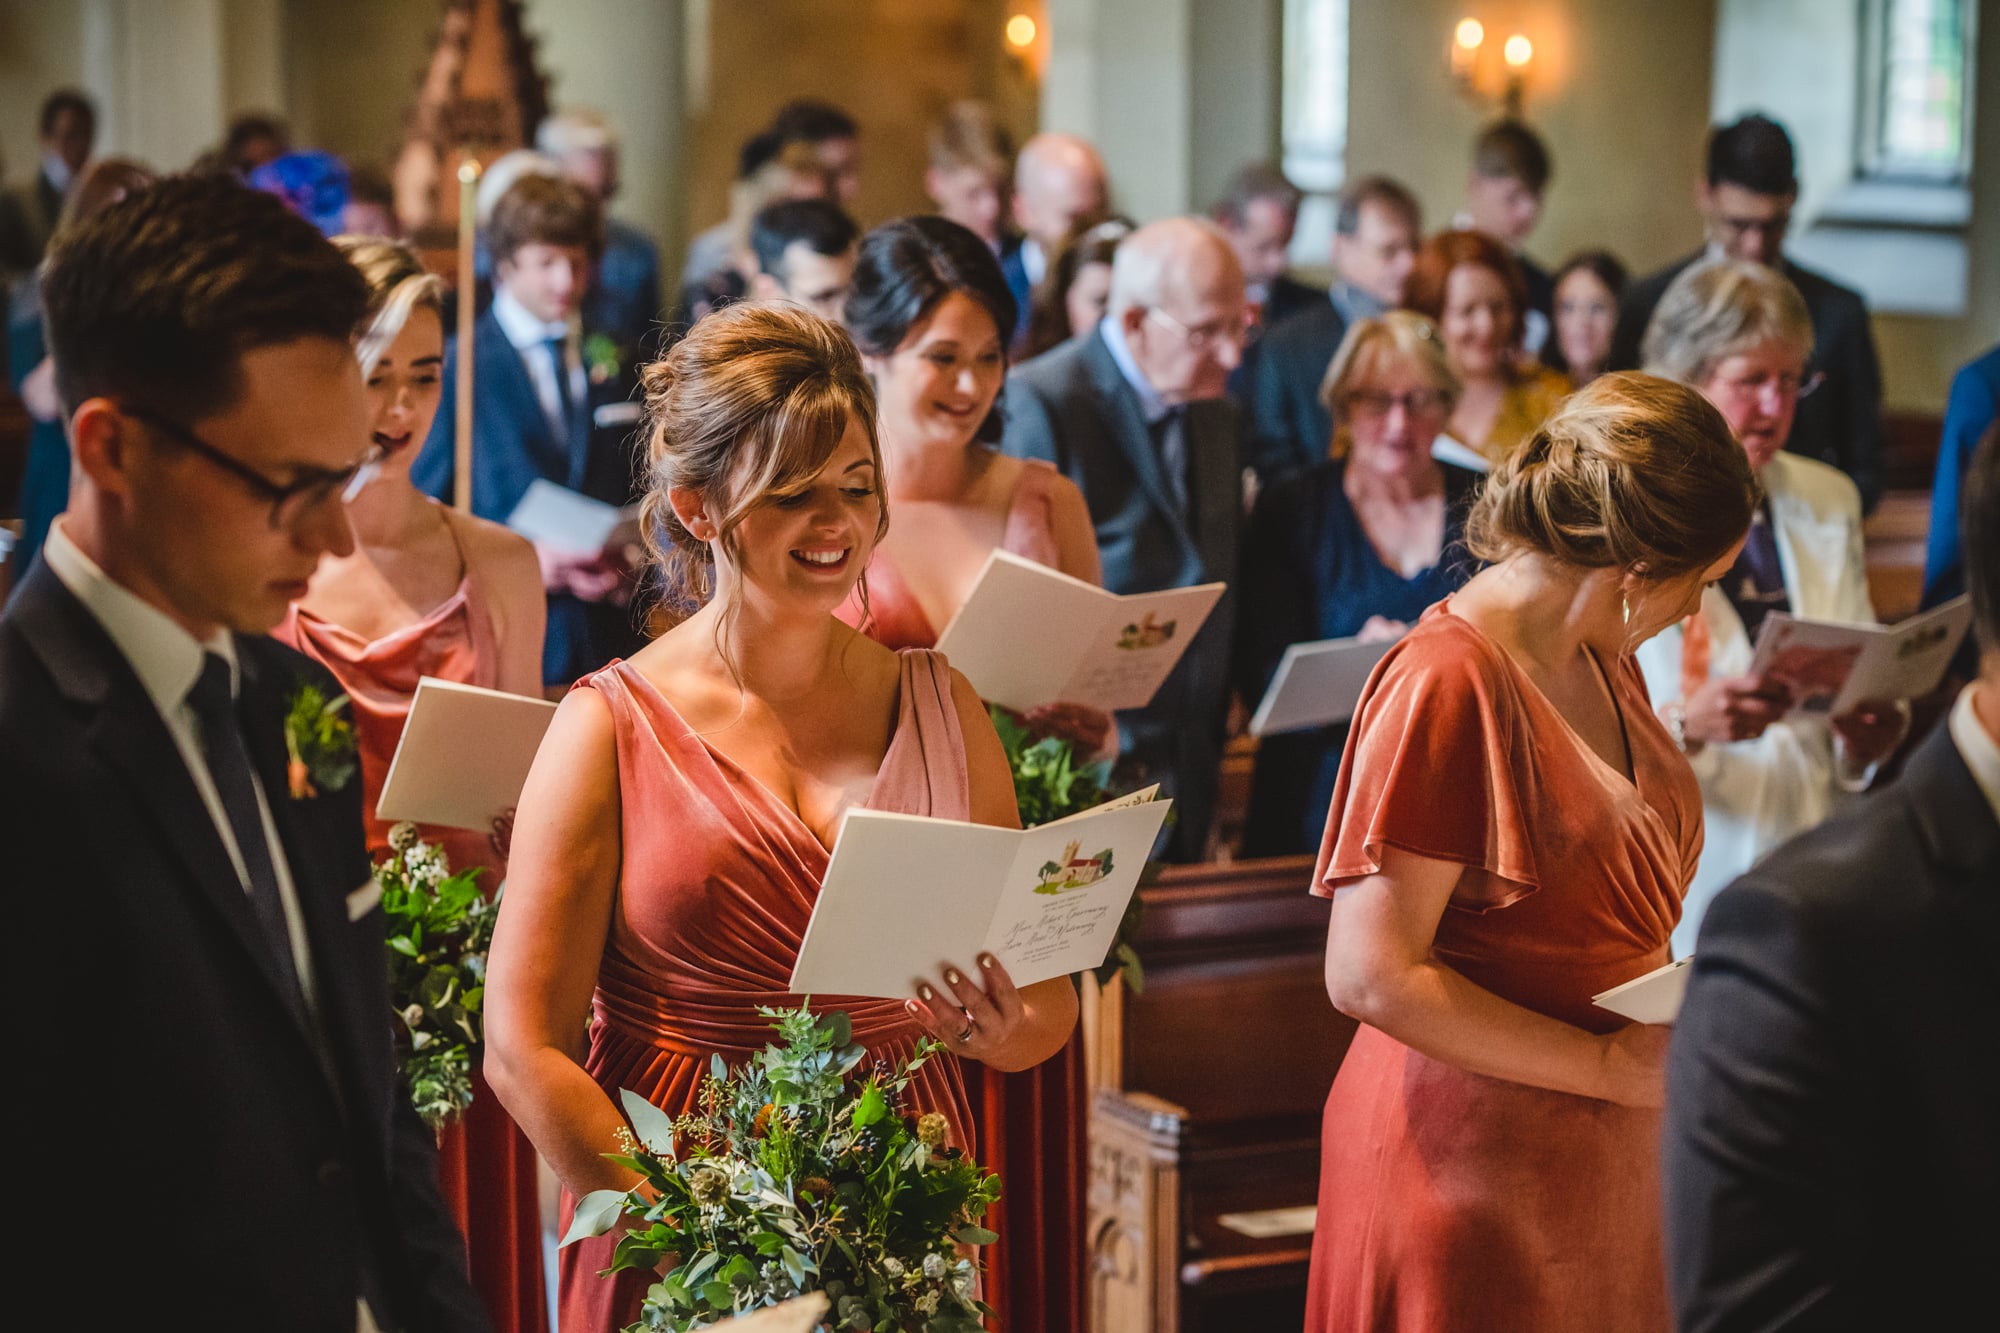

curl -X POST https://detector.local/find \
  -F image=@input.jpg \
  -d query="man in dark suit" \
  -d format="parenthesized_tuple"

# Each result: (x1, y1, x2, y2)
(413, 173, 645, 690)
(1212, 162, 1323, 402)
(0, 88, 94, 278)
(999, 132, 1109, 352)
(1001, 217, 1247, 861)
(1, 175, 487, 1332)
(1612, 114, 1886, 511)
(1663, 431, 2000, 1330)
(1246, 174, 1420, 486)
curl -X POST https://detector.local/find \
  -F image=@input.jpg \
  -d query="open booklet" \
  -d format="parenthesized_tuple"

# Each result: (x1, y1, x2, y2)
(1248, 636, 1395, 736)
(932, 550, 1226, 712)
(506, 478, 641, 556)
(1591, 957, 1692, 1025)
(375, 677, 558, 832)
(1748, 595, 1972, 717)
(789, 788, 1173, 998)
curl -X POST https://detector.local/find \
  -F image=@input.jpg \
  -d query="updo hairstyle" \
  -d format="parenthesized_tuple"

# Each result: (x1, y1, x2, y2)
(844, 215, 1018, 443)
(1465, 371, 1758, 582)
(333, 235, 445, 373)
(637, 301, 884, 616)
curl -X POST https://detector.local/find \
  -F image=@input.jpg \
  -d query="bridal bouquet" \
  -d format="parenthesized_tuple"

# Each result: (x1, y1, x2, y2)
(379, 823, 499, 1130)
(565, 1007, 1000, 1333)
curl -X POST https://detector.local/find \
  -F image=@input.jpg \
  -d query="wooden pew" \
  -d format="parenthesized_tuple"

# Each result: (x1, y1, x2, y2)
(1087, 856, 1354, 1333)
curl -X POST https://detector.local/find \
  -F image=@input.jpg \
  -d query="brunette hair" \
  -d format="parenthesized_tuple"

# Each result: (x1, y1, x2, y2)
(1541, 249, 1629, 377)
(54, 157, 155, 233)
(488, 173, 604, 266)
(1466, 371, 1758, 581)
(1023, 217, 1132, 360)
(334, 235, 445, 372)
(638, 301, 884, 620)
(845, 215, 1017, 442)
(1405, 228, 1528, 350)
(1471, 119, 1552, 194)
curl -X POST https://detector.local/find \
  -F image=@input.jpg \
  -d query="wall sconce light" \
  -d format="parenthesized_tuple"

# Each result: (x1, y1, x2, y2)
(1450, 17, 1535, 115)
(1450, 18, 1484, 93)
(1006, 13, 1037, 51)
(1502, 33, 1533, 115)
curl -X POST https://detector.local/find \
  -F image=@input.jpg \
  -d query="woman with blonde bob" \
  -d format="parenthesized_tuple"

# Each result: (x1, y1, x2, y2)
(1305, 372, 1757, 1332)
(1637, 259, 1907, 953)
(1235, 311, 1482, 855)
(485, 303, 1079, 1331)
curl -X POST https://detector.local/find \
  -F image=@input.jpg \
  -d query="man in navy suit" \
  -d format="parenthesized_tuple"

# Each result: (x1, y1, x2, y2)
(2, 175, 487, 1332)
(1245, 174, 1420, 486)
(1611, 114, 1887, 511)
(1663, 430, 2000, 1330)
(413, 173, 644, 689)
(999, 132, 1110, 352)
(1002, 218, 1247, 861)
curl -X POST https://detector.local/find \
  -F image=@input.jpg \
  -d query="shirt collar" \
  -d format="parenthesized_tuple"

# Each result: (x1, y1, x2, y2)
(1020, 237, 1047, 288)
(1098, 315, 1172, 425)
(491, 286, 571, 350)
(1949, 683, 2000, 825)
(41, 519, 238, 715)
(1329, 281, 1384, 325)
(41, 151, 74, 195)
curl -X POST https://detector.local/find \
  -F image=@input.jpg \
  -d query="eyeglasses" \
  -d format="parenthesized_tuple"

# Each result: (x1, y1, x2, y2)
(1346, 389, 1449, 420)
(1145, 304, 1252, 352)
(1712, 213, 1791, 244)
(116, 401, 385, 530)
(1710, 370, 1825, 404)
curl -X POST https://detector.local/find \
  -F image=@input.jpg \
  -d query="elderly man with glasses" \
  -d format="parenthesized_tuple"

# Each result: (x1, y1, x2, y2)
(1000, 216, 1249, 861)
(1610, 113, 1887, 512)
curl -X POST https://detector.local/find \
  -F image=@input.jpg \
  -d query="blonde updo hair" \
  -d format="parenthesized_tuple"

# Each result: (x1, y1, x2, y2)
(1466, 371, 1758, 581)
(639, 302, 884, 618)
(333, 235, 445, 373)
(1319, 311, 1462, 458)
(1640, 258, 1814, 388)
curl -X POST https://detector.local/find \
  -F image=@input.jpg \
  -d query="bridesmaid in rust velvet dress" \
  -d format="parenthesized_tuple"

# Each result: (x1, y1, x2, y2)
(482, 302, 1081, 1332)
(1307, 375, 1757, 1332)
(276, 238, 549, 1332)
(836, 217, 1109, 1333)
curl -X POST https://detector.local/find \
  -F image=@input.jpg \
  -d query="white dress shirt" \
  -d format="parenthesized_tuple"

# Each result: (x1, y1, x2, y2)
(41, 520, 321, 1011)
(491, 285, 585, 441)
(1950, 683, 2000, 823)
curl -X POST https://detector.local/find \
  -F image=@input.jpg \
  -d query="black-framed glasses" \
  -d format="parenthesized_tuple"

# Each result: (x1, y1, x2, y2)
(116, 401, 384, 530)
(1347, 388, 1449, 420)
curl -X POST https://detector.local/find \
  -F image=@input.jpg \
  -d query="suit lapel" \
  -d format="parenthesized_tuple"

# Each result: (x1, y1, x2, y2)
(1903, 724, 2000, 879)
(1764, 458, 1848, 619)
(1082, 331, 1197, 546)
(480, 312, 574, 488)
(1183, 403, 1239, 584)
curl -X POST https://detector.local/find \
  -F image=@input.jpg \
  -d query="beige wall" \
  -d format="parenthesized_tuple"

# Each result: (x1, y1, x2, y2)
(0, 0, 85, 186)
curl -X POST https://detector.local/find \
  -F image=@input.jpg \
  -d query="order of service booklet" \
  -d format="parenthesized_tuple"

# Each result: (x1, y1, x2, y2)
(1748, 595, 1972, 717)
(375, 677, 559, 832)
(1247, 636, 1396, 736)
(788, 788, 1172, 998)
(931, 550, 1226, 713)
(505, 478, 638, 556)
(1591, 957, 1693, 1025)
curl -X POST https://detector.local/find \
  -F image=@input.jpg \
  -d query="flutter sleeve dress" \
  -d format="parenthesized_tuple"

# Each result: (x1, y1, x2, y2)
(558, 649, 980, 1331)
(1305, 600, 1703, 1333)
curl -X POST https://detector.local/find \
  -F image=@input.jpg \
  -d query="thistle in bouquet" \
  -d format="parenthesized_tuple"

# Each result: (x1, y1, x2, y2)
(564, 1007, 1002, 1333)
(378, 822, 499, 1130)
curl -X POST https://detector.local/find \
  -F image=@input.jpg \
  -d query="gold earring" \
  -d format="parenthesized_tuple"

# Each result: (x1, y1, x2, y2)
(1621, 593, 1632, 627)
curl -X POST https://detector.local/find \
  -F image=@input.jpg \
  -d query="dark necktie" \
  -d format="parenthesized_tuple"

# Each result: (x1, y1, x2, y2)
(1722, 507, 1791, 641)
(185, 652, 308, 1019)
(545, 336, 575, 428)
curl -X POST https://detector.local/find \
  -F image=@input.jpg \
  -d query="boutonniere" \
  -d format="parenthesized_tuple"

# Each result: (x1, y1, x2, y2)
(582, 332, 623, 386)
(283, 678, 357, 799)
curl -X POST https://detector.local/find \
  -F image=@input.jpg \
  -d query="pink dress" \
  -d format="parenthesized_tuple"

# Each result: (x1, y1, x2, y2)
(834, 458, 1090, 1333)
(1305, 602, 1702, 1331)
(558, 650, 978, 1331)
(276, 506, 546, 1333)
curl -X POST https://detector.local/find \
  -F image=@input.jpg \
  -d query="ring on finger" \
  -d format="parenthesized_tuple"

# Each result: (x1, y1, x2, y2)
(955, 1009, 976, 1044)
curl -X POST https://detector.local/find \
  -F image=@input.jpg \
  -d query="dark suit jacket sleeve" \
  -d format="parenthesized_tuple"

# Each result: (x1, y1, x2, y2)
(1819, 291, 1887, 512)
(388, 1089, 492, 1331)
(409, 338, 458, 501)
(1246, 328, 1299, 482)
(1000, 374, 1065, 470)
(1664, 879, 1866, 1332)
(1232, 476, 1311, 707)
(1609, 278, 1663, 373)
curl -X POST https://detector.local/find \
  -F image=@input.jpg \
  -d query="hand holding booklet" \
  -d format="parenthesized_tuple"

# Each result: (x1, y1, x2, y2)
(932, 550, 1225, 713)
(505, 478, 639, 557)
(1749, 596, 1971, 717)
(789, 788, 1172, 998)
(375, 677, 558, 832)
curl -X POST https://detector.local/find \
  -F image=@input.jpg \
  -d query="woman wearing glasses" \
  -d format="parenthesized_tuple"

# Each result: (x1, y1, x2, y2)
(1637, 259, 1907, 952)
(1235, 312, 1481, 856)
(274, 236, 550, 1333)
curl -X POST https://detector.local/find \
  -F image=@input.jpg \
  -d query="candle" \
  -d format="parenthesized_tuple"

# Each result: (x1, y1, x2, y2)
(454, 157, 480, 515)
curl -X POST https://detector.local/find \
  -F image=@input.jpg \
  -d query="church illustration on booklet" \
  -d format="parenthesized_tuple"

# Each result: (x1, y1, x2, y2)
(1035, 839, 1116, 894)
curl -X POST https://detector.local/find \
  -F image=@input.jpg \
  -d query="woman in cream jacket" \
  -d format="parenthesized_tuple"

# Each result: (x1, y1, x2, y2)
(1637, 260, 1909, 953)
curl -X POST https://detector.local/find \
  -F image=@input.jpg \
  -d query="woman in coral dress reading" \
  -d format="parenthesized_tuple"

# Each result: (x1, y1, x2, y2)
(483, 302, 1080, 1331)
(276, 237, 548, 1332)
(836, 215, 1108, 1332)
(1307, 374, 1757, 1332)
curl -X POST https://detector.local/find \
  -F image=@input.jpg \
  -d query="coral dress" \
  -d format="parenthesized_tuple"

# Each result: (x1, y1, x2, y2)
(1306, 601, 1702, 1333)
(559, 650, 978, 1331)
(277, 507, 547, 1333)
(835, 458, 1090, 1333)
